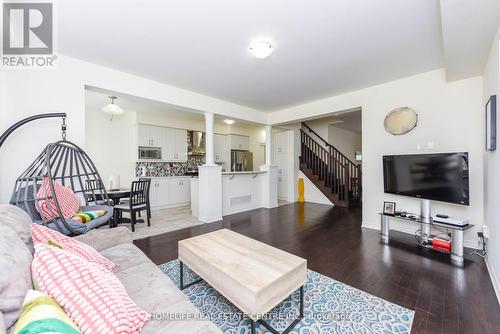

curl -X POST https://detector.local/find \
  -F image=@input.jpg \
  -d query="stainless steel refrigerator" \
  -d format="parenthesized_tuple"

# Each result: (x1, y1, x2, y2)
(231, 150, 253, 172)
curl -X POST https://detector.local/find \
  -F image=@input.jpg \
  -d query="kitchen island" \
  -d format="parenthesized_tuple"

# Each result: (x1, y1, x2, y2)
(191, 171, 267, 218)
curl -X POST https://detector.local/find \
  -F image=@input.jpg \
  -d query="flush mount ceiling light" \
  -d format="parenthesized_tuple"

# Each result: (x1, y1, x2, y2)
(224, 119, 235, 125)
(249, 41, 273, 59)
(102, 96, 124, 120)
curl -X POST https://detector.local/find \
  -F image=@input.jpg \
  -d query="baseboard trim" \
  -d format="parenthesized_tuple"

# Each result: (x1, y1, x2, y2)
(486, 256, 500, 306)
(361, 221, 480, 249)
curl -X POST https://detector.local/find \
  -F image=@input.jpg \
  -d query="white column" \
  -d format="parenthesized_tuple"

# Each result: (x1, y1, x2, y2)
(265, 125, 273, 166)
(198, 111, 222, 223)
(204, 112, 215, 166)
(260, 124, 278, 208)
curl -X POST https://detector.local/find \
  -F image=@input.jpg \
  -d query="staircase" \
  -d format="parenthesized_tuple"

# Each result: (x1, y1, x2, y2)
(300, 123, 361, 207)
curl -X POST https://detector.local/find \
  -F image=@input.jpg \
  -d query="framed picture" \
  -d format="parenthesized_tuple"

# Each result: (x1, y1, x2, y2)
(486, 95, 496, 151)
(383, 201, 396, 216)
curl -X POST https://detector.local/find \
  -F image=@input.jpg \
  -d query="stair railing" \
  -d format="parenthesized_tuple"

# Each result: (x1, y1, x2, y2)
(300, 126, 362, 203)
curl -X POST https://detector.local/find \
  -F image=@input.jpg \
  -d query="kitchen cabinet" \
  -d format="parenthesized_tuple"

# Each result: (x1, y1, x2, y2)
(150, 179, 169, 207)
(229, 134, 249, 151)
(168, 178, 190, 205)
(149, 177, 190, 209)
(214, 134, 227, 163)
(137, 124, 162, 147)
(162, 127, 187, 162)
(137, 124, 187, 161)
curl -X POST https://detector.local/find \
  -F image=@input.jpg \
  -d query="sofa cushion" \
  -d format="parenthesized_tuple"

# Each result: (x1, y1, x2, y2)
(0, 225, 32, 331)
(31, 224, 117, 271)
(32, 244, 150, 334)
(100, 244, 222, 334)
(0, 204, 33, 253)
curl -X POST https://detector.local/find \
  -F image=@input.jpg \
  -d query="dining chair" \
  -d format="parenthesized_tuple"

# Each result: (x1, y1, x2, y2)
(113, 179, 151, 232)
(120, 177, 151, 220)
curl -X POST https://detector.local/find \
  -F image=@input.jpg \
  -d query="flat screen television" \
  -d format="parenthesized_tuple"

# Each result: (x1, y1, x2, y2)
(383, 152, 469, 205)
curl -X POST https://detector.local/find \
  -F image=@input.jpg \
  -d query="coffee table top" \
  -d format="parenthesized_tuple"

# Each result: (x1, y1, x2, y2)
(178, 229, 307, 317)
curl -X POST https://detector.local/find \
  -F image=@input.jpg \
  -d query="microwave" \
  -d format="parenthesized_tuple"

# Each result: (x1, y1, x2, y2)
(138, 147, 162, 160)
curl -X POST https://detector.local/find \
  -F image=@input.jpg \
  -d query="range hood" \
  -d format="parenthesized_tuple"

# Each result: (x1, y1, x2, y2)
(188, 131, 205, 156)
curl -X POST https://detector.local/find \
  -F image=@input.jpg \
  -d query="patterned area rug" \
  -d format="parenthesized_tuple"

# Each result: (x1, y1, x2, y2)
(159, 260, 414, 334)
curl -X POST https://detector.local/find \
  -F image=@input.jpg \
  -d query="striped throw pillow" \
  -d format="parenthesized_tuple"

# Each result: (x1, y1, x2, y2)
(31, 224, 117, 271)
(36, 177, 81, 222)
(72, 210, 106, 223)
(32, 244, 150, 334)
(13, 290, 81, 334)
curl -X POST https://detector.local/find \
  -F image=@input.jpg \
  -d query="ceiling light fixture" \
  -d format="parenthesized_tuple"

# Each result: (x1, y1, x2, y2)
(249, 41, 273, 59)
(224, 119, 235, 125)
(102, 96, 124, 120)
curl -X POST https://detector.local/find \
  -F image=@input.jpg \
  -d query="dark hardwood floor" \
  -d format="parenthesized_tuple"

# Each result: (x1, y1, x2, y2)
(134, 202, 500, 334)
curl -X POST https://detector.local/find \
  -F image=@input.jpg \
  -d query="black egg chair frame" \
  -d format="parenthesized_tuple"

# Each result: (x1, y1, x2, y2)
(10, 140, 113, 235)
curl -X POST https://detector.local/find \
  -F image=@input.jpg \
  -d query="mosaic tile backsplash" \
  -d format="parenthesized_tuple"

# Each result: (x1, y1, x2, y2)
(136, 156, 207, 177)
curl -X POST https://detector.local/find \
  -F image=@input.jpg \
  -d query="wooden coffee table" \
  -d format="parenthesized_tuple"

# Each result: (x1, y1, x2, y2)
(178, 229, 307, 334)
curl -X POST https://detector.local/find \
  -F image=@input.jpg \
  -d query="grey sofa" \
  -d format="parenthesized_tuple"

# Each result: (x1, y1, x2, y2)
(0, 204, 222, 334)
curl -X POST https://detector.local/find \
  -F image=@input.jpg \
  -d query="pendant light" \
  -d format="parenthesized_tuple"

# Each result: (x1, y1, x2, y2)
(102, 96, 124, 120)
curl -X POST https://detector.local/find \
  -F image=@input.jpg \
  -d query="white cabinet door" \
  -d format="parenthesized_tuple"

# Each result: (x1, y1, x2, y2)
(162, 128, 175, 161)
(137, 124, 151, 147)
(138, 124, 162, 147)
(230, 135, 249, 151)
(150, 180, 159, 207)
(167, 178, 181, 205)
(178, 178, 191, 203)
(174, 129, 188, 162)
(149, 126, 163, 148)
(156, 179, 170, 207)
(214, 134, 225, 162)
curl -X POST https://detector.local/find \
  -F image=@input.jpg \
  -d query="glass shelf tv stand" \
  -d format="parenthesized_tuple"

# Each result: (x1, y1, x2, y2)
(379, 212, 474, 265)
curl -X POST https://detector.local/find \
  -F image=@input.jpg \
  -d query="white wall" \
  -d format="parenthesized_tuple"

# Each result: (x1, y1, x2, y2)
(0, 55, 267, 203)
(303, 118, 362, 163)
(328, 126, 362, 163)
(482, 24, 500, 301)
(270, 69, 484, 248)
(85, 96, 137, 188)
(298, 171, 334, 205)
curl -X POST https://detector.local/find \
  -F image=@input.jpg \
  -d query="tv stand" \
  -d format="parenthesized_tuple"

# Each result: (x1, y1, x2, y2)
(380, 199, 474, 265)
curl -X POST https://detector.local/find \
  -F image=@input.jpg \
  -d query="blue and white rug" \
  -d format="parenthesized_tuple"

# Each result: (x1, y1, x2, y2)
(159, 260, 414, 334)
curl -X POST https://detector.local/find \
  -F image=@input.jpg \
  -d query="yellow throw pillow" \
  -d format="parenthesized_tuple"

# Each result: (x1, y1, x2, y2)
(13, 290, 81, 334)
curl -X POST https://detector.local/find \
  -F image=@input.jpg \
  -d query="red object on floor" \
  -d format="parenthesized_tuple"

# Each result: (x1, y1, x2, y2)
(432, 237, 451, 254)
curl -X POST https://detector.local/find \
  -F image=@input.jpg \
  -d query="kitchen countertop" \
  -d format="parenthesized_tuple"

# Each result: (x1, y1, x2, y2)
(222, 171, 266, 175)
(136, 175, 194, 178)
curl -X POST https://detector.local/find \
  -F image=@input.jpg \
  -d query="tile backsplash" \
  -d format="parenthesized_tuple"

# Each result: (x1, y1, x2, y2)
(136, 156, 205, 177)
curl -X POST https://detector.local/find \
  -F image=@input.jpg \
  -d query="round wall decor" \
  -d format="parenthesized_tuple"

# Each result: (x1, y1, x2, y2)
(384, 107, 418, 135)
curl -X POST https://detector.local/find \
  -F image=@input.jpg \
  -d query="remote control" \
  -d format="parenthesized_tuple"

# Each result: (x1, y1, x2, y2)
(436, 214, 449, 219)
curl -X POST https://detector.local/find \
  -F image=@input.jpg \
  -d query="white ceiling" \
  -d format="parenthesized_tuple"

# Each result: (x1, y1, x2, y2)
(328, 110, 362, 134)
(85, 87, 262, 128)
(440, 0, 500, 81)
(60, 0, 499, 112)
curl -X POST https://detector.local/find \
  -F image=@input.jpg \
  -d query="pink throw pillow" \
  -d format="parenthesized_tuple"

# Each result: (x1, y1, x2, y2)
(32, 244, 150, 334)
(31, 224, 117, 271)
(36, 177, 81, 222)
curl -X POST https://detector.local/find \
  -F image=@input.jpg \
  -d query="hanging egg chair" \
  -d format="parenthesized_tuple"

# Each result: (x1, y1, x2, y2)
(9, 123, 113, 235)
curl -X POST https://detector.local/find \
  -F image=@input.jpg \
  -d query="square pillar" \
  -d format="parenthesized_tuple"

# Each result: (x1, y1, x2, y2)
(260, 165, 278, 208)
(264, 125, 273, 166)
(198, 165, 222, 223)
(204, 112, 216, 166)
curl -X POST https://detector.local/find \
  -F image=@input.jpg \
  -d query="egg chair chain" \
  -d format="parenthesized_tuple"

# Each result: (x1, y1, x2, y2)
(61, 116, 67, 140)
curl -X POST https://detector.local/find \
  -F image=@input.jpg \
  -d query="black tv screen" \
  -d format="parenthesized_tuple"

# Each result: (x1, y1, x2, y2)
(383, 153, 469, 205)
